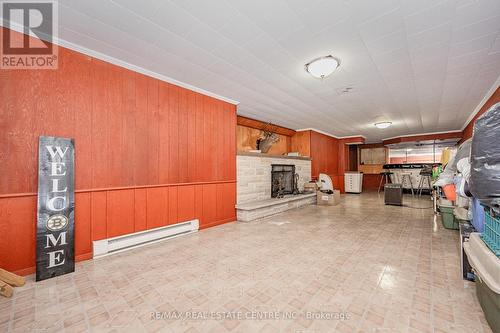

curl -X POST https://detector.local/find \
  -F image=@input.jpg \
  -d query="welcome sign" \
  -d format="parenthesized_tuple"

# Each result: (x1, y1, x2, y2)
(36, 136, 75, 281)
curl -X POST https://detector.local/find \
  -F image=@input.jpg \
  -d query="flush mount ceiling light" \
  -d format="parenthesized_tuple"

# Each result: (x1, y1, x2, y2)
(305, 55, 340, 79)
(374, 121, 392, 129)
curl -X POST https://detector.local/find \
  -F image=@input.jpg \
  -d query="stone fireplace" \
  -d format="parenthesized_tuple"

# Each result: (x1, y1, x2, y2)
(271, 164, 296, 197)
(236, 153, 311, 204)
(236, 152, 316, 222)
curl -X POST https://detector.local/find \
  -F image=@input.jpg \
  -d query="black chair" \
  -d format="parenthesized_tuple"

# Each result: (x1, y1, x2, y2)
(378, 171, 393, 193)
(418, 169, 433, 196)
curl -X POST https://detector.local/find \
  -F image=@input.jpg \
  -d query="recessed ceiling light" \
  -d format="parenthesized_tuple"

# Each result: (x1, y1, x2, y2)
(374, 121, 392, 129)
(305, 55, 340, 79)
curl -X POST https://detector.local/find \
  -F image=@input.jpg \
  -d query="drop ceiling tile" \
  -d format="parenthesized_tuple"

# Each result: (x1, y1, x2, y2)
(183, 26, 235, 55)
(365, 30, 407, 56)
(59, 27, 146, 67)
(454, 0, 500, 27)
(407, 23, 453, 51)
(170, 0, 237, 31)
(112, 0, 162, 18)
(404, 0, 457, 35)
(487, 35, 500, 54)
(52, 1, 500, 141)
(452, 15, 500, 43)
(371, 47, 410, 66)
(449, 33, 497, 58)
(447, 48, 489, 71)
(147, 2, 205, 38)
(358, 7, 405, 42)
(346, 0, 401, 24)
(217, 12, 263, 45)
(456, 0, 477, 8)
(287, 0, 349, 33)
(280, 20, 363, 62)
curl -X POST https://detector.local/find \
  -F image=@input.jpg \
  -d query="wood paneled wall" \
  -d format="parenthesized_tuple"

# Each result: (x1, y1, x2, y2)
(290, 130, 341, 187)
(290, 131, 311, 158)
(362, 174, 383, 190)
(0, 29, 237, 275)
(310, 131, 339, 179)
(237, 115, 296, 136)
(236, 116, 295, 155)
(236, 125, 290, 155)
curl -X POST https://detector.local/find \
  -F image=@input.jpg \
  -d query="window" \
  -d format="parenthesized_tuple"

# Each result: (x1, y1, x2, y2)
(388, 144, 454, 164)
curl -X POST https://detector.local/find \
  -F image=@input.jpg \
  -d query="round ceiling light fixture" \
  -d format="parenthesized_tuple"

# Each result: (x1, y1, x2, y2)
(374, 121, 392, 129)
(305, 55, 340, 79)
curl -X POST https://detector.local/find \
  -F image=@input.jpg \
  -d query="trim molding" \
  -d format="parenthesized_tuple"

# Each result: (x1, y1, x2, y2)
(0, 180, 237, 199)
(1, 23, 240, 105)
(296, 128, 367, 140)
(199, 217, 236, 230)
(461, 76, 500, 131)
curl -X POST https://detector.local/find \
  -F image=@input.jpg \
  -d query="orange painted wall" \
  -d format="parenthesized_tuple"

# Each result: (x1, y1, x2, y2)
(461, 87, 500, 142)
(0, 28, 237, 275)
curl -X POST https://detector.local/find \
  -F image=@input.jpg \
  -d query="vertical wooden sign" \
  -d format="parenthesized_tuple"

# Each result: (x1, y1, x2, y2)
(36, 136, 75, 281)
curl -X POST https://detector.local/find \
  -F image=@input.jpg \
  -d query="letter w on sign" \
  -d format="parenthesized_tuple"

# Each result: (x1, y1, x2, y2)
(36, 136, 75, 281)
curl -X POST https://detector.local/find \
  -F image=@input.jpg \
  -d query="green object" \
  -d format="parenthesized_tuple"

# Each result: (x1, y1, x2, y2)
(481, 210, 500, 257)
(439, 205, 459, 230)
(475, 277, 500, 333)
(432, 165, 443, 181)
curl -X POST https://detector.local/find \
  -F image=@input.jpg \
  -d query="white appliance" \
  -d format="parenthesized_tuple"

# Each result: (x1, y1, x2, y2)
(344, 172, 363, 193)
(93, 219, 199, 258)
(318, 173, 334, 191)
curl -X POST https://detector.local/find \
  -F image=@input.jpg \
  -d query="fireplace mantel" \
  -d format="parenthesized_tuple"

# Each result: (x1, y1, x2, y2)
(237, 151, 311, 161)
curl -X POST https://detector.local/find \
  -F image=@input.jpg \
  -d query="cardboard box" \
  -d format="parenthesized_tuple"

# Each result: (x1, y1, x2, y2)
(303, 181, 319, 193)
(317, 190, 340, 206)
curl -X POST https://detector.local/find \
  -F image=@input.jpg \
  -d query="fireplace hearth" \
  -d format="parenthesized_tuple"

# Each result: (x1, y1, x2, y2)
(271, 164, 296, 198)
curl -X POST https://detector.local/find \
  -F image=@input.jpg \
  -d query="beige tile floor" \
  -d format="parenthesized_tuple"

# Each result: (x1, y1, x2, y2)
(0, 192, 493, 333)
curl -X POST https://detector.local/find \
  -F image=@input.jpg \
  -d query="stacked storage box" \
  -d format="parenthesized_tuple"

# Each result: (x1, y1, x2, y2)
(464, 233, 500, 333)
(481, 210, 500, 257)
(438, 199, 459, 230)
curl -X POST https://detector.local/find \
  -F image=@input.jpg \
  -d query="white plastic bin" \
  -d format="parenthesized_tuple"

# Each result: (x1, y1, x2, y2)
(344, 172, 363, 193)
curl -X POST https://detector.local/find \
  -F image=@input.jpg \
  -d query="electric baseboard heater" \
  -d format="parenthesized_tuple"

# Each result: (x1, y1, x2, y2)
(93, 219, 199, 258)
(385, 184, 403, 206)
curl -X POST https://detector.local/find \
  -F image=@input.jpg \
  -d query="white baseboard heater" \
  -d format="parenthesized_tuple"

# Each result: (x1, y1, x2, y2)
(93, 219, 199, 258)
